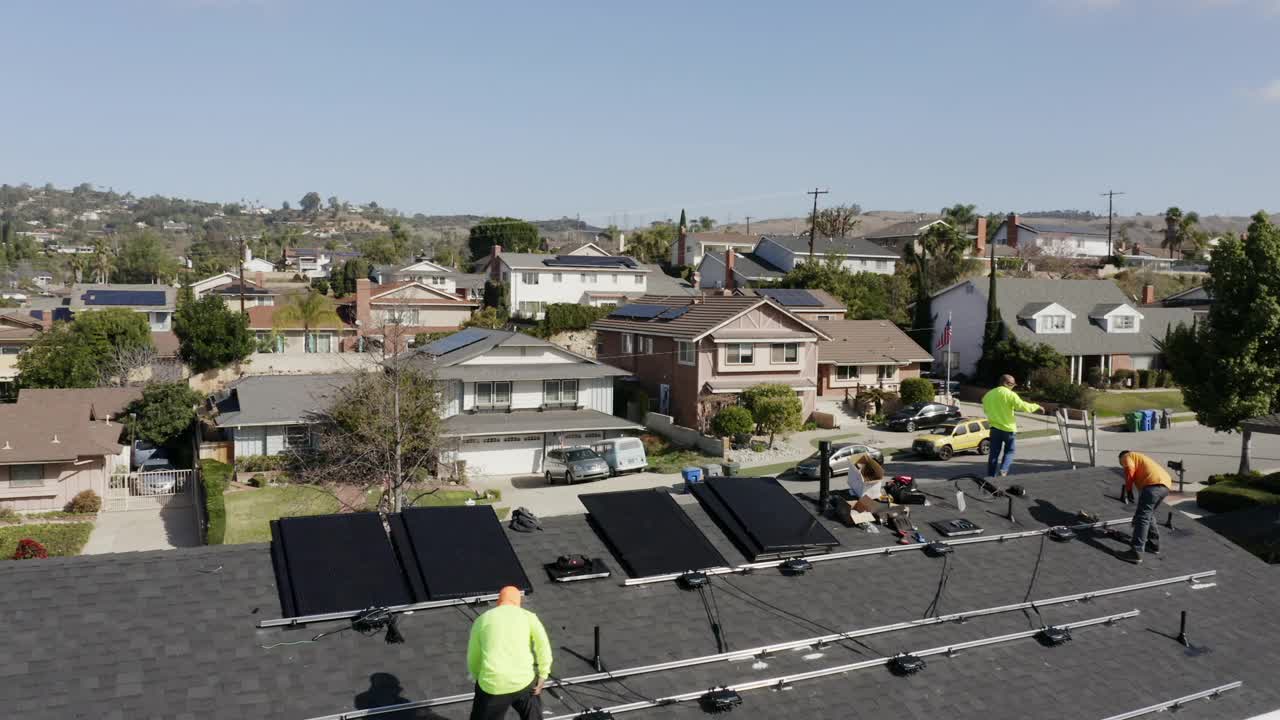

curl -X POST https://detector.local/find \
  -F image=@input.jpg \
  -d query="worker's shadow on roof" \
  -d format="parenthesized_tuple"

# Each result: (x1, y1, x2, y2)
(1028, 498, 1122, 559)
(353, 673, 449, 720)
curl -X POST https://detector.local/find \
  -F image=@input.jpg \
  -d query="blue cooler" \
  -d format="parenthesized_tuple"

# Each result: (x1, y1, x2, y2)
(682, 467, 703, 486)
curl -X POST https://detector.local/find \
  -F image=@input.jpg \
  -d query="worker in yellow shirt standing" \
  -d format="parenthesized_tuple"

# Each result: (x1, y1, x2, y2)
(981, 374, 1043, 478)
(467, 586, 552, 720)
(1117, 450, 1173, 565)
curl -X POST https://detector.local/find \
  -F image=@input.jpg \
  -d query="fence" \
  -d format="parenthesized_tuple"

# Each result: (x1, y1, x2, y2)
(106, 469, 193, 511)
(644, 412, 726, 457)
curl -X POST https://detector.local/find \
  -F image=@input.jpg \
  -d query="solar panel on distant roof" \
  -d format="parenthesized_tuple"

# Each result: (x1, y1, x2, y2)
(422, 327, 492, 355)
(543, 256, 638, 269)
(761, 289, 821, 307)
(657, 306, 690, 320)
(609, 304, 666, 319)
(82, 290, 167, 306)
(391, 506, 532, 600)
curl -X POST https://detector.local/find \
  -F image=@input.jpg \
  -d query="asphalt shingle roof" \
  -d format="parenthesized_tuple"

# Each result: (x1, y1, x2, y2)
(3, 467, 1279, 719)
(760, 234, 900, 258)
(863, 217, 946, 239)
(213, 373, 358, 427)
(591, 295, 775, 341)
(697, 251, 786, 281)
(810, 319, 933, 364)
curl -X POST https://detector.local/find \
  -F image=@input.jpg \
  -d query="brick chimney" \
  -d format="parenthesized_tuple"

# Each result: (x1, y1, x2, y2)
(254, 271, 264, 288)
(1142, 283, 1156, 305)
(355, 278, 372, 330)
(724, 249, 736, 291)
(488, 245, 503, 282)
(677, 224, 688, 266)
(1006, 213, 1020, 249)
(974, 217, 987, 255)
(617, 232, 626, 254)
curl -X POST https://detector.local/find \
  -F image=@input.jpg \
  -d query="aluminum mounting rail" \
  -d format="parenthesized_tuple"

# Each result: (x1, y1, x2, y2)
(300, 571, 1214, 720)
(1098, 681, 1243, 720)
(623, 517, 1132, 586)
(542, 609, 1142, 720)
(256, 592, 501, 629)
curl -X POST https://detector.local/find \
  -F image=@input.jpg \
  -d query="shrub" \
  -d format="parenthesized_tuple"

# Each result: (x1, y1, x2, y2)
(898, 377, 934, 405)
(0, 523, 93, 558)
(12, 538, 48, 560)
(310, 278, 330, 295)
(1137, 369, 1154, 389)
(1084, 366, 1105, 389)
(1205, 471, 1261, 486)
(540, 303, 612, 336)
(638, 433, 667, 457)
(1111, 369, 1135, 387)
(249, 474, 269, 488)
(64, 490, 102, 514)
(711, 406, 754, 438)
(1028, 366, 1069, 389)
(802, 420, 819, 431)
(238, 455, 286, 472)
(750, 442, 767, 453)
(752, 395, 803, 447)
(1197, 481, 1280, 513)
(201, 459, 230, 545)
(0, 506, 18, 524)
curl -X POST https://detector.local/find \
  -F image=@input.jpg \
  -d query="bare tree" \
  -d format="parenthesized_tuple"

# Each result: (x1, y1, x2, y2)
(98, 343, 158, 387)
(812, 204, 863, 238)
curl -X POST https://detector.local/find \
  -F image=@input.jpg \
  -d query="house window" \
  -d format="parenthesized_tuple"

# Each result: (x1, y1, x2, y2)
(727, 343, 754, 365)
(309, 332, 334, 353)
(634, 274, 643, 285)
(284, 425, 309, 448)
(585, 274, 597, 284)
(521, 272, 540, 285)
(1114, 315, 1135, 330)
(770, 343, 798, 364)
(8, 464, 44, 488)
(1, 345, 22, 355)
(475, 381, 512, 408)
(517, 301, 546, 318)
(642, 337, 654, 354)
(1042, 315, 1067, 331)
(815, 315, 832, 321)
(611, 273, 619, 284)
(878, 365, 896, 380)
(544, 379, 579, 406)
(595, 342, 604, 357)
(623, 334, 633, 354)
(553, 272, 563, 283)
(835, 365, 857, 381)
(677, 340, 695, 365)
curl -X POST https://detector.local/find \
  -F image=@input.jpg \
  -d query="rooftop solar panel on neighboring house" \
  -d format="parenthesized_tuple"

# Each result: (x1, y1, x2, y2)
(391, 506, 532, 600)
(543, 256, 638, 269)
(81, 289, 168, 306)
(421, 327, 492, 355)
(691, 477, 839, 561)
(580, 489, 728, 577)
(657, 306, 691, 320)
(609, 304, 667, 319)
(270, 513, 416, 617)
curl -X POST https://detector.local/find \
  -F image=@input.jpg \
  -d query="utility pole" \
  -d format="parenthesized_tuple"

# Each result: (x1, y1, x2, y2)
(745, 216, 752, 235)
(806, 187, 829, 260)
(1100, 189, 1126, 257)
(237, 234, 247, 316)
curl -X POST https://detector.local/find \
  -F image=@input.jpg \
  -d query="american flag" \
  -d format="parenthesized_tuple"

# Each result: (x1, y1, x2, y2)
(936, 318, 952, 350)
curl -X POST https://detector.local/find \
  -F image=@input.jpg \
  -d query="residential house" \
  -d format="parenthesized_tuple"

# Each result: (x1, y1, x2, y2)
(864, 217, 993, 259)
(669, 230, 758, 268)
(282, 247, 360, 279)
(1119, 246, 1178, 271)
(373, 259, 487, 302)
(752, 288, 847, 321)
(592, 294, 831, 431)
(475, 248, 652, 320)
(0, 312, 46, 385)
(0, 387, 139, 512)
(928, 278, 1197, 383)
(246, 304, 356, 355)
(753, 235, 899, 276)
(241, 245, 277, 274)
(409, 328, 641, 475)
(695, 250, 787, 290)
(989, 214, 1111, 258)
(338, 278, 479, 351)
(809, 319, 932, 398)
(211, 374, 354, 461)
(193, 272, 278, 310)
(30, 273, 54, 289)
(69, 283, 177, 331)
(556, 241, 613, 257)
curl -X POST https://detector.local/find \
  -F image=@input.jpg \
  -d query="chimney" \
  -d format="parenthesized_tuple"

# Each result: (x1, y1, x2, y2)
(355, 278, 372, 330)
(1142, 283, 1156, 306)
(489, 245, 503, 282)
(724, 249, 736, 291)
(974, 217, 987, 255)
(1007, 213, 1020, 249)
(255, 271, 264, 288)
(617, 232, 626, 253)
(677, 224, 688, 266)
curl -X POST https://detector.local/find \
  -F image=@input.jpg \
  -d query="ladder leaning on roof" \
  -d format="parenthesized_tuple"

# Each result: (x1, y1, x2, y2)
(1056, 407, 1097, 468)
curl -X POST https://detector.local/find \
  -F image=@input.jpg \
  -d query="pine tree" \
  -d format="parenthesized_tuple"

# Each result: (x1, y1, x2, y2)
(976, 242, 1005, 384)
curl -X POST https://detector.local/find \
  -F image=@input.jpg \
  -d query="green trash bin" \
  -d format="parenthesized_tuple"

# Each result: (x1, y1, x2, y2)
(723, 462, 740, 477)
(1127, 411, 1143, 432)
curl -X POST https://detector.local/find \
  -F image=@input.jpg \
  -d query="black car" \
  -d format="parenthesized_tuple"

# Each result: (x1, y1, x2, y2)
(884, 402, 962, 432)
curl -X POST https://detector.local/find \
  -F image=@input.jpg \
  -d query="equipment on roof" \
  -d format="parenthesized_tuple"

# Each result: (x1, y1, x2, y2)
(889, 653, 927, 676)
(924, 542, 954, 557)
(1049, 526, 1077, 543)
(544, 255, 638, 269)
(1097, 681, 1243, 720)
(677, 571, 710, 590)
(1036, 625, 1072, 647)
(656, 306, 689, 320)
(608, 304, 666, 319)
(509, 506, 542, 533)
(779, 557, 814, 575)
(581, 489, 729, 578)
(349, 607, 405, 645)
(887, 475, 926, 505)
(545, 555, 612, 583)
(573, 710, 616, 720)
(422, 327, 492, 355)
(929, 518, 984, 537)
(698, 688, 743, 713)
(391, 506, 532, 601)
(689, 476, 840, 561)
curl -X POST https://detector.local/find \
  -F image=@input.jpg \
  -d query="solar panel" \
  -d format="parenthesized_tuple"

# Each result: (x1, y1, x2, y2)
(81, 290, 167, 306)
(657, 306, 690, 321)
(270, 513, 415, 617)
(609, 304, 666, 319)
(580, 489, 728, 577)
(422, 327, 493, 355)
(391, 506, 532, 600)
(543, 255, 638, 269)
(691, 477, 839, 561)
(760, 289, 821, 307)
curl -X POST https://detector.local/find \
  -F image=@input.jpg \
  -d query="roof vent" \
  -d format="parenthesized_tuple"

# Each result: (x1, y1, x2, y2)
(51, 434, 61, 444)
(1, 441, 11, 451)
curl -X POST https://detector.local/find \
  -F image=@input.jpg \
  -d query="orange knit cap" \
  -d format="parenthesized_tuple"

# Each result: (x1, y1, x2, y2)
(497, 586, 522, 607)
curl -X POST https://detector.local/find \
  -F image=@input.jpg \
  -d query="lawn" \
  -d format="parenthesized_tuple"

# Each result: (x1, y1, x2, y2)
(0, 522, 94, 560)
(1092, 390, 1187, 417)
(223, 485, 341, 544)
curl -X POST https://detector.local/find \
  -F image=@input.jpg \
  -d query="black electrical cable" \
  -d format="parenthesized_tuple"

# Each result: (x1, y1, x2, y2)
(694, 583, 727, 653)
(922, 553, 953, 619)
(706, 579, 729, 651)
(951, 474, 1001, 504)
(716, 576, 884, 657)
(1022, 534, 1049, 627)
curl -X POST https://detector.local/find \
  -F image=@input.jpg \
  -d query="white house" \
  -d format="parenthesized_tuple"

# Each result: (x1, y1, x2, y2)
(695, 250, 786, 290)
(989, 215, 1112, 258)
(753, 235, 898, 276)
(475, 249, 651, 320)
(69, 283, 176, 332)
(379, 259, 486, 301)
(927, 277, 1197, 383)
(669, 231, 758, 268)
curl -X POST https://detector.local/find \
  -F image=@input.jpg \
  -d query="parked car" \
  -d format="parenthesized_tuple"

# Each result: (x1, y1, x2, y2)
(794, 443, 885, 479)
(139, 473, 177, 495)
(591, 437, 648, 476)
(912, 418, 991, 460)
(885, 402, 962, 432)
(544, 446, 611, 485)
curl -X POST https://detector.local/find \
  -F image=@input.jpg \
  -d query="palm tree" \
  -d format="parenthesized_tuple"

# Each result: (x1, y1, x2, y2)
(274, 290, 340, 353)
(91, 239, 114, 283)
(1162, 207, 1201, 259)
(941, 203, 978, 234)
(66, 254, 87, 284)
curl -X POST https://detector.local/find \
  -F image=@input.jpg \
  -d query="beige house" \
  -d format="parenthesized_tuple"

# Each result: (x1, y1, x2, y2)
(810, 319, 932, 398)
(1, 312, 45, 385)
(343, 278, 478, 351)
(0, 388, 139, 512)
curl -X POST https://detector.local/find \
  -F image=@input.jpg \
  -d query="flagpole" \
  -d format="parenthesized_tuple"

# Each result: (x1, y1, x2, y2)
(945, 311, 952, 404)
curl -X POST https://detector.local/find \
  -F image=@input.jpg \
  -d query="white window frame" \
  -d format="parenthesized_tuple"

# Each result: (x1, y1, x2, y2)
(284, 425, 310, 449)
(475, 381, 512, 408)
(1113, 315, 1135, 330)
(878, 364, 896, 380)
(677, 340, 695, 366)
(1042, 315, 1068, 331)
(623, 334, 633, 354)
(633, 274, 643, 285)
(642, 336, 654, 354)
(543, 379, 579, 406)
(770, 343, 798, 364)
(521, 272, 540, 285)
(9, 464, 44, 488)
(726, 343, 755, 365)
(835, 365, 857, 381)
(553, 272, 563, 283)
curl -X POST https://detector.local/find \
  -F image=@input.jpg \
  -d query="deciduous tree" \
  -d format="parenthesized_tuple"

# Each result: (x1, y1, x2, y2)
(813, 204, 862, 238)
(175, 295, 256, 372)
(903, 222, 971, 351)
(17, 309, 153, 388)
(468, 217, 540, 260)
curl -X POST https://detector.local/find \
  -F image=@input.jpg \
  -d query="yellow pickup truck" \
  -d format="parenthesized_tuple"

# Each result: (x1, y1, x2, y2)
(911, 417, 991, 460)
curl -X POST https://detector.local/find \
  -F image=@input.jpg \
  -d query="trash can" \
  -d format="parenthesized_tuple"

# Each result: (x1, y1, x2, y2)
(702, 464, 723, 478)
(1126, 411, 1143, 432)
(1143, 410, 1157, 432)
(723, 462, 740, 477)
(681, 467, 703, 486)
(1160, 409, 1172, 429)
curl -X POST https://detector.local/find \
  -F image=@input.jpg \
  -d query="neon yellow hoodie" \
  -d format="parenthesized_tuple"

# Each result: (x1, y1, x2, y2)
(466, 605, 553, 695)
(981, 386, 1041, 433)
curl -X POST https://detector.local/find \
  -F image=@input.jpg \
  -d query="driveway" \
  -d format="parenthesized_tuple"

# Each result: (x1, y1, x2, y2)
(82, 507, 202, 554)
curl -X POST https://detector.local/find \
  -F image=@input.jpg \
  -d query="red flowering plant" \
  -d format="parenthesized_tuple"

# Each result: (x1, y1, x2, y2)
(13, 538, 48, 560)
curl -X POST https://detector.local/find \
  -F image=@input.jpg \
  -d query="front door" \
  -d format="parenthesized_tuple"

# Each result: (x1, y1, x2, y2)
(659, 384, 671, 415)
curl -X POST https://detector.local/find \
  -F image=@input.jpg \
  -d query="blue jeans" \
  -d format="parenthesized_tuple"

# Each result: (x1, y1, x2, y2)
(987, 428, 1016, 477)
(1131, 484, 1168, 552)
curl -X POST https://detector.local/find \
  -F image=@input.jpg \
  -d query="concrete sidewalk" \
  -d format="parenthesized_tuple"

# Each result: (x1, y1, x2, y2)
(82, 507, 201, 554)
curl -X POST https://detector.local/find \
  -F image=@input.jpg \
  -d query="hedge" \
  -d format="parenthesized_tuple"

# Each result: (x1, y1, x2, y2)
(1196, 480, 1280, 514)
(541, 303, 613, 335)
(0, 522, 94, 560)
(201, 459, 231, 545)
(898, 377, 934, 405)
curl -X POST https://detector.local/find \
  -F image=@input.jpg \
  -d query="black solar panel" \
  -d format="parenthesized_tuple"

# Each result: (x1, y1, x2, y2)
(422, 327, 492, 355)
(270, 513, 415, 617)
(81, 289, 167, 306)
(543, 255, 638, 269)
(691, 477, 839, 560)
(657, 306, 690, 320)
(391, 506, 532, 600)
(760, 288, 821, 307)
(580, 489, 728, 577)
(609, 304, 666, 319)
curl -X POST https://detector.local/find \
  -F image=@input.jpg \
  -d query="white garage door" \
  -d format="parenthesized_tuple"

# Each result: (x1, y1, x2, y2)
(559, 431, 604, 447)
(458, 434, 545, 476)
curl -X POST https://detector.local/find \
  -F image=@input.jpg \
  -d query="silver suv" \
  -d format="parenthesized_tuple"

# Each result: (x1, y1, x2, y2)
(544, 446, 611, 485)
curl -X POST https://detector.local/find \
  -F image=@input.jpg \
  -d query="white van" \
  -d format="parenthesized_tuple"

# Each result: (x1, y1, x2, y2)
(590, 437, 648, 476)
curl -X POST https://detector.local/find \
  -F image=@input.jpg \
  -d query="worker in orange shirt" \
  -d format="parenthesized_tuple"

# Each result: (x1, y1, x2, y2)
(1116, 450, 1172, 565)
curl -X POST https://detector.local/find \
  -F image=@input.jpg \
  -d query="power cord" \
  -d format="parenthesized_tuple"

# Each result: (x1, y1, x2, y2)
(922, 553, 953, 619)
(717, 576, 884, 657)
(1022, 534, 1049, 628)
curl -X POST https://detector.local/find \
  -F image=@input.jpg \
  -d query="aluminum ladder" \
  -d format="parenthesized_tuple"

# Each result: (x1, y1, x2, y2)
(1056, 408, 1097, 468)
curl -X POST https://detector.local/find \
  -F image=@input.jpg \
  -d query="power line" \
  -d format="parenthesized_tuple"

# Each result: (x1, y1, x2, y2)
(1100, 189, 1126, 257)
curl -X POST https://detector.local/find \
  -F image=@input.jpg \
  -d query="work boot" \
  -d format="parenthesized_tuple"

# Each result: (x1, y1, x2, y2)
(1146, 544, 1161, 555)
(1117, 549, 1143, 564)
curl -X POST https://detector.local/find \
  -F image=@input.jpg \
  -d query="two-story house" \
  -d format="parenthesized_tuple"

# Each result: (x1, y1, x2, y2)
(929, 278, 1197, 383)
(340, 278, 479, 351)
(989, 214, 1111, 258)
(411, 328, 640, 475)
(695, 250, 787, 290)
(670, 231, 759, 269)
(475, 247, 653, 320)
(753, 234, 899, 276)
(193, 273, 279, 310)
(371, 259, 486, 302)
(283, 247, 361, 279)
(69, 283, 177, 331)
(592, 294, 830, 432)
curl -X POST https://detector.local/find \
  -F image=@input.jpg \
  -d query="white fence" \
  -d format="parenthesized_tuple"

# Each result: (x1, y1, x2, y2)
(106, 469, 193, 511)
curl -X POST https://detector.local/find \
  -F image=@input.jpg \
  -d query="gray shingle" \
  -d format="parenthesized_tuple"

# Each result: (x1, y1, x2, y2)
(760, 234, 900, 259)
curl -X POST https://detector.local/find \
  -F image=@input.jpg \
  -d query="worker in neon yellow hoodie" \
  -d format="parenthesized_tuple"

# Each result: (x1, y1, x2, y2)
(467, 586, 552, 720)
(981, 374, 1042, 478)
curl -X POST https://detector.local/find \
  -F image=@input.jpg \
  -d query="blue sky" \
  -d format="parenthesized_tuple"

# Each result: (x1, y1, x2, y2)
(2, 0, 1277, 225)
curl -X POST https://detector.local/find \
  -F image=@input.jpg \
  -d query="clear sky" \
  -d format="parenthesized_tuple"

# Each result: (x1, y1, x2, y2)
(3, 0, 1278, 225)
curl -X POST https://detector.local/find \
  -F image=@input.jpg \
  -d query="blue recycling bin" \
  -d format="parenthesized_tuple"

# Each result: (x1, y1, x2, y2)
(682, 467, 703, 486)
(1143, 410, 1157, 431)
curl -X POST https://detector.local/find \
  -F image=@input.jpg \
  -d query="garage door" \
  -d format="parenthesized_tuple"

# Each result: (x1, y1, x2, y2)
(560, 431, 604, 446)
(457, 434, 545, 476)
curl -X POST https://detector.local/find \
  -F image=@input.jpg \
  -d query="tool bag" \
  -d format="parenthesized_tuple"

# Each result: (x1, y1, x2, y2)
(509, 507, 542, 533)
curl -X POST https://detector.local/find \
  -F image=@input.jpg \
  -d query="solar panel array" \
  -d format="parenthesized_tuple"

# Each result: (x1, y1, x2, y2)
(760, 288, 821, 307)
(691, 476, 839, 561)
(392, 506, 533, 600)
(422, 327, 493, 355)
(609, 304, 667, 319)
(581, 489, 728, 577)
(657, 306, 690, 320)
(543, 255, 638, 269)
(81, 290, 168, 306)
